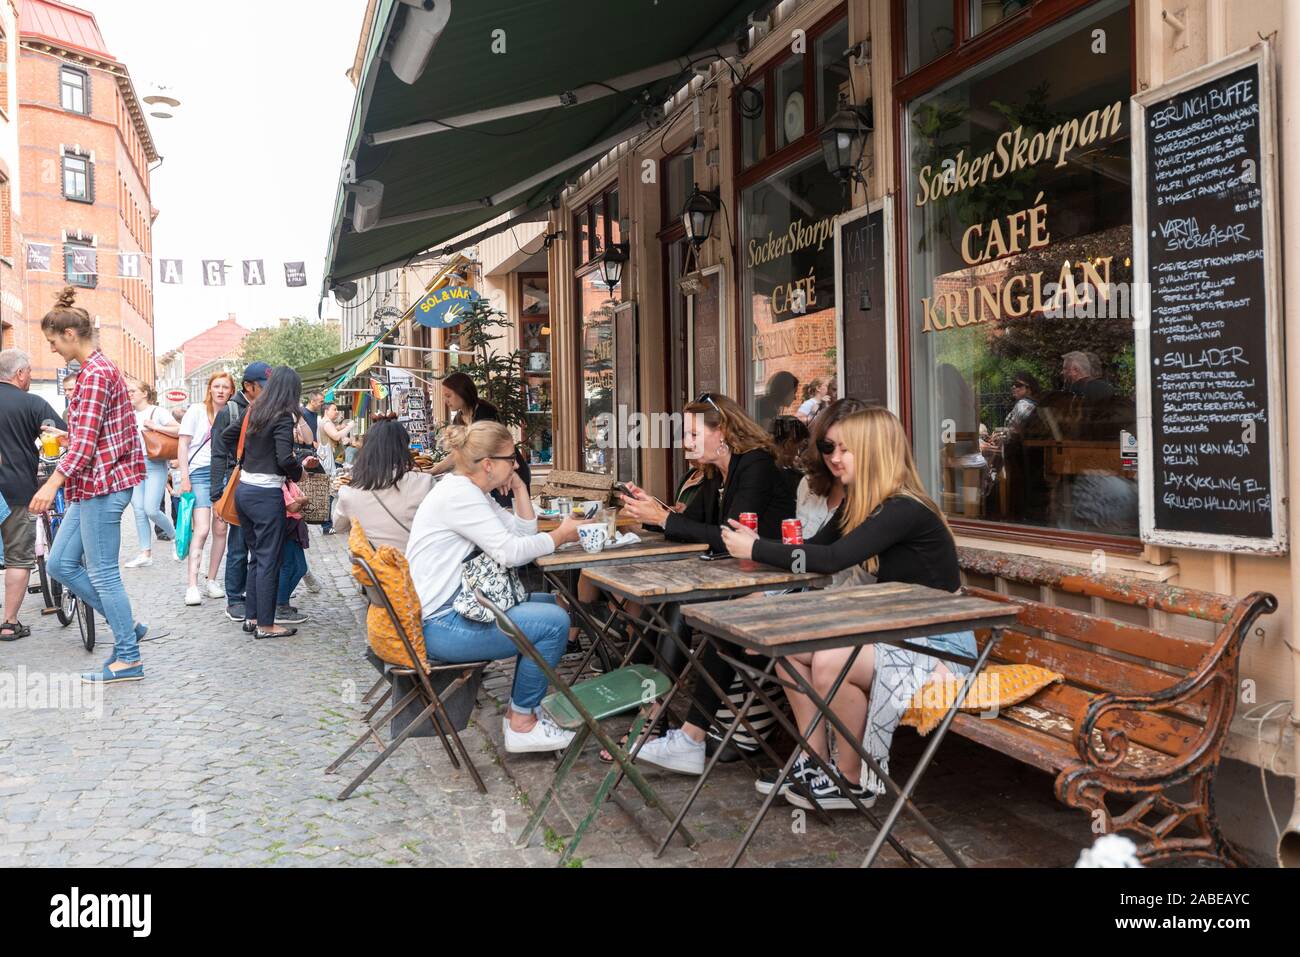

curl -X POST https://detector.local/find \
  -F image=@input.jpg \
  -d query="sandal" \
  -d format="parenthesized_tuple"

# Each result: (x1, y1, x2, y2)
(0, 620, 30, 641)
(598, 731, 633, 764)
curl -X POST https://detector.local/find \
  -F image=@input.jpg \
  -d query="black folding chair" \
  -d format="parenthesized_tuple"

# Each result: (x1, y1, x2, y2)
(326, 554, 489, 799)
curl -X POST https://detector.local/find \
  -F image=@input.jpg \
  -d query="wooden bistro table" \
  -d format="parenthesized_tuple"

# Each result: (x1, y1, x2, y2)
(579, 556, 831, 853)
(682, 582, 1020, 868)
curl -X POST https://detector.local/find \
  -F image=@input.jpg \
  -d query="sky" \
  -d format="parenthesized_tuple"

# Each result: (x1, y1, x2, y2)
(74, 0, 364, 352)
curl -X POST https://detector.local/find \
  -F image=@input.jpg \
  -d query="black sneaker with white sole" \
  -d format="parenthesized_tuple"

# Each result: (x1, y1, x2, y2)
(275, 605, 308, 624)
(784, 767, 875, 811)
(754, 754, 818, 797)
(226, 603, 246, 622)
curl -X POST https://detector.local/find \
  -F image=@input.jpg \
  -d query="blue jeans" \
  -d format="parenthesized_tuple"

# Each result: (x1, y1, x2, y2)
(49, 489, 140, 663)
(131, 458, 175, 550)
(422, 592, 569, 714)
(188, 465, 212, 509)
(278, 538, 307, 605)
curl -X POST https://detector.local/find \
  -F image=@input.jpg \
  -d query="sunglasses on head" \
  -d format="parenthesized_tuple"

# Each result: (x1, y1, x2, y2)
(696, 392, 723, 416)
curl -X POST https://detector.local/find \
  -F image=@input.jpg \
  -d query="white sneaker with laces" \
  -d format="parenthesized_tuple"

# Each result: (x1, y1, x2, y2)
(184, 586, 202, 606)
(635, 728, 706, 775)
(124, 553, 153, 569)
(503, 715, 576, 754)
(205, 580, 225, 599)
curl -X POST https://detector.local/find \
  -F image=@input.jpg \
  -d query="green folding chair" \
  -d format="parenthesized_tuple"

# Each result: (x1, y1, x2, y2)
(474, 589, 696, 865)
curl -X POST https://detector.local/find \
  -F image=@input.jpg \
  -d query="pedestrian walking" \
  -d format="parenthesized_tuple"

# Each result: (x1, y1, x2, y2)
(124, 378, 179, 567)
(30, 288, 146, 683)
(177, 370, 235, 605)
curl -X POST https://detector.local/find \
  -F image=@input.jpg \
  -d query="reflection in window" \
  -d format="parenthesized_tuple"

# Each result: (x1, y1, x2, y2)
(905, 0, 956, 72)
(740, 77, 766, 168)
(906, 0, 1135, 536)
(578, 272, 616, 474)
(972, 0, 1032, 35)
(816, 19, 851, 126)
(774, 54, 806, 150)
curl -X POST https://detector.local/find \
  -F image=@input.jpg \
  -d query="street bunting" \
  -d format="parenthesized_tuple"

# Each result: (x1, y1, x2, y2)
(242, 259, 265, 285)
(26, 243, 52, 272)
(21, 243, 313, 288)
(414, 285, 481, 328)
(160, 259, 184, 284)
(284, 262, 307, 287)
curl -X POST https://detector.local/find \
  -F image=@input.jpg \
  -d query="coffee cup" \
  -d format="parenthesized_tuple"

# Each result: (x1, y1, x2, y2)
(577, 523, 609, 554)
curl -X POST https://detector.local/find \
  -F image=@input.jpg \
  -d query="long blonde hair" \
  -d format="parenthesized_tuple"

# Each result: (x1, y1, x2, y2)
(442, 420, 512, 472)
(839, 407, 948, 536)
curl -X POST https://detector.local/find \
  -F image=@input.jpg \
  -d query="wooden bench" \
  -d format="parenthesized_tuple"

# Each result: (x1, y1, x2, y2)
(954, 546, 1277, 866)
(536, 469, 616, 506)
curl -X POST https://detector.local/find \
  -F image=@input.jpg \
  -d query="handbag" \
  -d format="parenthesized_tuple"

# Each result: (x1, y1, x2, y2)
(297, 471, 333, 525)
(452, 546, 527, 623)
(143, 408, 178, 461)
(213, 413, 248, 526)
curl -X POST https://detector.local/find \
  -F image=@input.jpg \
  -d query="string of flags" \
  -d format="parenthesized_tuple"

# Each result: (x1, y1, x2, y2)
(24, 243, 309, 288)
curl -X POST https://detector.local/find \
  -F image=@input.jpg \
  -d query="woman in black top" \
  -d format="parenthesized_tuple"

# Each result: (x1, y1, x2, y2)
(434, 371, 530, 507)
(721, 407, 973, 810)
(617, 394, 795, 775)
(233, 366, 314, 638)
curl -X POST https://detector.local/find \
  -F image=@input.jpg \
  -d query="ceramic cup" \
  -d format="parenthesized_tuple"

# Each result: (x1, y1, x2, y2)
(577, 523, 609, 554)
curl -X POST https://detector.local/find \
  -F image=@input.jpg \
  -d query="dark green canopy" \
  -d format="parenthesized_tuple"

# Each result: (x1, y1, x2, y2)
(324, 0, 765, 285)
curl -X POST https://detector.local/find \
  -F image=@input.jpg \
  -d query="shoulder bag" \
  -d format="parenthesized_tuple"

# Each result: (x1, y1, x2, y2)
(452, 546, 527, 623)
(143, 406, 179, 461)
(213, 413, 249, 526)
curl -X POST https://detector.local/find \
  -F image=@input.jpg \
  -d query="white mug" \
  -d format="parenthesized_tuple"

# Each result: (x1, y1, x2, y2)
(577, 523, 609, 554)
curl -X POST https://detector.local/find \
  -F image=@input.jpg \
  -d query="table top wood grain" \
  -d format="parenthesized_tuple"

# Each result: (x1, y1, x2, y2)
(535, 538, 707, 572)
(681, 582, 1020, 656)
(582, 557, 830, 603)
(535, 514, 643, 532)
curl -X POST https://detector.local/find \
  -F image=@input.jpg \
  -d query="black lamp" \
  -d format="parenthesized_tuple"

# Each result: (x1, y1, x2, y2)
(597, 243, 628, 293)
(681, 183, 720, 248)
(820, 93, 873, 184)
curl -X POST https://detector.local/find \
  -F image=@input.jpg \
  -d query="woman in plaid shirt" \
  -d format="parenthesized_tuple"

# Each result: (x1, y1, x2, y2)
(31, 288, 147, 684)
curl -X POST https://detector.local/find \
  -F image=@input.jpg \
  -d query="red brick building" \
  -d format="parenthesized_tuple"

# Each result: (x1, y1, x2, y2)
(16, 0, 158, 398)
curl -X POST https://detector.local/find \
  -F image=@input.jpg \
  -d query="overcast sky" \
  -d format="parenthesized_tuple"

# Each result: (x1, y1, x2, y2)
(75, 0, 363, 351)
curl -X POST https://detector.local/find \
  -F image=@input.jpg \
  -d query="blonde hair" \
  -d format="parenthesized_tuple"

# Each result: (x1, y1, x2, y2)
(681, 394, 774, 479)
(203, 370, 236, 423)
(442, 420, 512, 472)
(839, 407, 949, 538)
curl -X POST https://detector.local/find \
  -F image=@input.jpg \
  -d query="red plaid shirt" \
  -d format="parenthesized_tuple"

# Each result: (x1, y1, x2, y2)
(57, 349, 145, 502)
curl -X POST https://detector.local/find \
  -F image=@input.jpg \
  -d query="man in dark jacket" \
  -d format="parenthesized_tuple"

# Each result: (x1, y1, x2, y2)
(213, 362, 269, 622)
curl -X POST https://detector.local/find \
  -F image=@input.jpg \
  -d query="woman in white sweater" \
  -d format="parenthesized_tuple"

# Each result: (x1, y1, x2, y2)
(406, 420, 582, 754)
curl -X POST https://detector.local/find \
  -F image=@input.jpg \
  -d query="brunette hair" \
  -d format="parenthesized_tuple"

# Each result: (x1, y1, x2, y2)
(681, 393, 774, 479)
(203, 370, 236, 423)
(1012, 371, 1042, 398)
(443, 371, 499, 424)
(41, 287, 93, 340)
(802, 397, 870, 497)
(349, 419, 413, 491)
(801, 379, 822, 402)
(130, 377, 158, 405)
(770, 415, 809, 470)
(441, 420, 512, 472)
(247, 366, 301, 434)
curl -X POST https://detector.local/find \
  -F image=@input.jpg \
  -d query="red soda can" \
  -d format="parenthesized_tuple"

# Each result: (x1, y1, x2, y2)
(738, 512, 758, 532)
(781, 518, 803, 545)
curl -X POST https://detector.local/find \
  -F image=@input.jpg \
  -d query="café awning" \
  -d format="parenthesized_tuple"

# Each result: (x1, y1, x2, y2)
(324, 0, 767, 286)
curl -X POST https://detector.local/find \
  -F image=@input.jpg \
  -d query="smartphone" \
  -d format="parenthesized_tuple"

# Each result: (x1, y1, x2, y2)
(698, 551, 729, 561)
(613, 481, 671, 511)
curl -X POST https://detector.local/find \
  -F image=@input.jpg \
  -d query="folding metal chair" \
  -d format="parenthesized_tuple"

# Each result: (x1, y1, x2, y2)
(326, 555, 489, 799)
(474, 588, 695, 865)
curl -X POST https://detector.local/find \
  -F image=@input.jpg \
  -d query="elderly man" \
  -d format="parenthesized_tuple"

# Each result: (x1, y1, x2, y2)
(0, 350, 66, 640)
(1061, 350, 1114, 402)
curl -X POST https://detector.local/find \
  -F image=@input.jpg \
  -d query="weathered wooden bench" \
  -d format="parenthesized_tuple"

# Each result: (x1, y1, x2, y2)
(955, 546, 1276, 866)
(536, 469, 617, 506)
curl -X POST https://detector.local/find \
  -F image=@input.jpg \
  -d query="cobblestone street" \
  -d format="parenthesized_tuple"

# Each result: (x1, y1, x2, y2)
(0, 527, 1095, 868)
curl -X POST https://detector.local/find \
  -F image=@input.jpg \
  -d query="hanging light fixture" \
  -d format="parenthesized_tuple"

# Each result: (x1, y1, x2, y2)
(597, 243, 628, 293)
(820, 93, 873, 184)
(681, 183, 720, 248)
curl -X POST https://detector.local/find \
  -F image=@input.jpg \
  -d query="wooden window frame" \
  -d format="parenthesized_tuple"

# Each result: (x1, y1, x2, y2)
(60, 66, 89, 115)
(62, 152, 93, 203)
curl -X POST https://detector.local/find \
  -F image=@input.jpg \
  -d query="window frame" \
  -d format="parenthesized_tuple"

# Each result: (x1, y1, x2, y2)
(62, 152, 93, 203)
(64, 239, 98, 289)
(60, 66, 89, 115)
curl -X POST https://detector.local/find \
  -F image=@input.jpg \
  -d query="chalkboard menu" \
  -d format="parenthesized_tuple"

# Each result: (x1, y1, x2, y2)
(836, 204, 894, 410)
(691, 269, 722, 397)
(1133, 44, 1286, 553)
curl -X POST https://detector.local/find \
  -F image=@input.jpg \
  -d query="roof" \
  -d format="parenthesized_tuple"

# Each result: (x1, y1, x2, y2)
(176, 316, 252, 378)
(20, 0, 113, 61)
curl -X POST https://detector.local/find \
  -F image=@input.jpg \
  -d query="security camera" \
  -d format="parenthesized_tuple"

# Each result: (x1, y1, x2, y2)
(349, 179, 384, 233)
(389, 0, 452, 85)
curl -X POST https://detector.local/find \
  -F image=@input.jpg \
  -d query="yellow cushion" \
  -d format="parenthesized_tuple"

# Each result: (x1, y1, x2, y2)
(349, 522, 429, 672)
(901, 664, 1063, 736)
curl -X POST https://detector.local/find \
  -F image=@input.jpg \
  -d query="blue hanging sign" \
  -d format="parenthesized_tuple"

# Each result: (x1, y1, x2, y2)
(414, 285, 481, 328)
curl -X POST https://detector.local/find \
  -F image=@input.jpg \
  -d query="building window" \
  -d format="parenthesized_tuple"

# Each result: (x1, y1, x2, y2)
(63, 153, 93, 202)
(0, 176, 10, 260)
(65, 240, 97, 288)
(573, 186, 622, 473)
(0, 27, 9, 117)
(60, 67, 88, 114)
(904, 0, 1134, 537)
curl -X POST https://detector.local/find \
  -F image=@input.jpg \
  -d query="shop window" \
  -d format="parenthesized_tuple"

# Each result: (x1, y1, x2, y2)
(972, 0, 1033, 34)
(739, 76, 766, 167)
(740, 151, 842, 431)
(904, 0, 956, 72)
(60, 67, 88, 114)
(577, 269, 616, 474)
(663, 152, 695, 225)
(773, 53, 806, 151)
(815, 19, 852, 126)
(573, 187, 619, 267)
(905, 0, 1134, 537)
(520, 275, 554, 466)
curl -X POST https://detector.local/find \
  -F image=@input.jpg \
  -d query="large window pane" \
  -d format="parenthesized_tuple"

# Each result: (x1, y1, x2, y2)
(578, 270, 616, 473)
(740, 77, 766, 168)
(905, 0, 956, 73)
(906, 0, 1135, 535)
(740, 151, 842, 431)
(816, 19, 851, 125)
(972, 0, 1032, 35)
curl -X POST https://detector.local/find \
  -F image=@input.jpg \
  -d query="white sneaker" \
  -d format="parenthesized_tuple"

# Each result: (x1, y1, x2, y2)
(205, 580, 225, 599)
(635, 728, 706, 775)
(502, 715, 576, 754)
(184, 586, 202, 606)
(124, 554, 153, 569)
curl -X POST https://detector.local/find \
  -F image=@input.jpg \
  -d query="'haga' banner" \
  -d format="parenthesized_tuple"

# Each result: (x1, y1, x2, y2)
(160, 259, 184, 284)
(284, 262, 307, 287)
(26, 243, 52, 272)
(242, 260, 265, 285)
(202, 260, 229, 286)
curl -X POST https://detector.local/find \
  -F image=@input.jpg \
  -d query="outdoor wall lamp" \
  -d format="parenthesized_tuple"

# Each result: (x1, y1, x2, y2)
(820, 93, 873, 185)
(681, 183, 720, 248)
(598, 243, 628, 293)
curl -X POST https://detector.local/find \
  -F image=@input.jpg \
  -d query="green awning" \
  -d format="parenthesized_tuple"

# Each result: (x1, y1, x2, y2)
(298, 343, 375, 395)
(324, 0, 765, 285)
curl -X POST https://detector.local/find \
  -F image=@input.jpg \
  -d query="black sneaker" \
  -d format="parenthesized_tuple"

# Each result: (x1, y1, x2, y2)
(226, 603, 246, 622)
(754, 754, 818, 797)
(784, 767, 875, 811)
(275, 605, 308, 624)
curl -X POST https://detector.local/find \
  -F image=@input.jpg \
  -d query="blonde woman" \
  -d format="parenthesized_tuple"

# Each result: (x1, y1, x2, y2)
(177, 370, 235, 605)
(721, 407, 973, 810)
(406, 420, 582, 753)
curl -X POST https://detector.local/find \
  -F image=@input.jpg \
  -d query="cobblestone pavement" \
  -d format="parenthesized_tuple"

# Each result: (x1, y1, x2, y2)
(0, 525, 1094, 868)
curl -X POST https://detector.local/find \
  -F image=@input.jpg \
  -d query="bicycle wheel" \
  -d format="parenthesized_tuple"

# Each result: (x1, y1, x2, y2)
(77, 600, 95, 652)
(57, 581, 76, 627)
(36, 554, 56, 609)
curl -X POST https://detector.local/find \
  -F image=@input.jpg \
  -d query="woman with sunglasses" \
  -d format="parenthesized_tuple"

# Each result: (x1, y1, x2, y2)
(618, 393, 795, 775)
(406, 420, 582, 753)
(721, 407, 972, 810)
